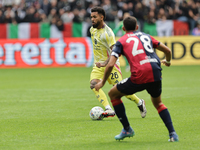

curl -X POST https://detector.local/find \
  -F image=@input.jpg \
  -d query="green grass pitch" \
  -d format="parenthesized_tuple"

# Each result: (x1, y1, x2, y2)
(0, 65, 200, 150)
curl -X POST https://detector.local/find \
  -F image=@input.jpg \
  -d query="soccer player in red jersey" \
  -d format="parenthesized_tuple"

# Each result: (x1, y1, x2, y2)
(95, 16, 178, 142)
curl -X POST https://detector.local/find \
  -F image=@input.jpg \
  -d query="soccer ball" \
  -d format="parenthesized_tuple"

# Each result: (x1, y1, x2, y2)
(89, 106, 104, 120)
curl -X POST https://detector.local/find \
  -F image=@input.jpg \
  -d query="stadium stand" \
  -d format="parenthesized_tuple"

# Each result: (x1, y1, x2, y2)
(0, 0, 199, 38)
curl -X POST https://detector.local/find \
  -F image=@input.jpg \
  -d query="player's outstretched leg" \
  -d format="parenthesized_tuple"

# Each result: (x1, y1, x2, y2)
(126, 94, 147, 118)
(108, 85, 134, 140)
(111, 98, 135, 140)
(91, 79, 115, 118)
(92, 88, 115, 118)
(151, 95, 178, 142)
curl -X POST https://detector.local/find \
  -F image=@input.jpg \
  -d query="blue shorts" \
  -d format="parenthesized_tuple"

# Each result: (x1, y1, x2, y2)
(116, 78, 162, 98)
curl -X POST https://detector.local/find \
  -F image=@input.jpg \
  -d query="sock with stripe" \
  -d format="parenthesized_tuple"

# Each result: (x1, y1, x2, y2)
(111, 99, 130, 131)
(158, 104, 175, 133)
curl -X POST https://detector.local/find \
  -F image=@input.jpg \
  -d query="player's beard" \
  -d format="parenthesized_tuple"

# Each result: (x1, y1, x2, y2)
(92, 20, 101, 28)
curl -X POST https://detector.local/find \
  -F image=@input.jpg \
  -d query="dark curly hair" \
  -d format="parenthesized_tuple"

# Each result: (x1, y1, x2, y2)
(91, 7, 106, 20)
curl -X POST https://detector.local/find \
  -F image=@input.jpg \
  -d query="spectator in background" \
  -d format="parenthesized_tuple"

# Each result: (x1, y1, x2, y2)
(72, 8, 85, 31)
(113, 12, 130, 36)
(101, 0, 116, 22)
(4, 6, 15, 23)
(40, 12, 48, 23)
(59, 7, 74, 23)
(172, 0, 182, 19)
(156, 7, 173, 37)
(117, 2, 128, 21)
(167, 6, 176, 19)
(157, 8, 167, 21)
(23, 6, 37, 22)
(188, 0, 199, 31)
(72, 8, 83, 23)
(127, 2, 134, 16)
(154, 0, 162, 15)
(79, 8, 86, 21)
(48, 8, 58, 22)
(85, 0, 93, 9)
(14, 9, 22, 23)
(133, 2, 145, 31)
(192, 19, 200, 35)
(85, 2, 94, 19)
(50, 16, 64, 31)
(0, 0, 199, 37)
(57, 0, 71, 10)
(56, 18, 64, 31)
(0, 10, 4, 23)
(177, 1, 190, 22)
(40, 0, 51, 16)
(50, 0, 58, 10)
(35, 2, 44, 15)
(146, 9, 156, 24)
(34, 10, 42, 22)
(197, 1, 200, 15)
(15, 0, 26, 22)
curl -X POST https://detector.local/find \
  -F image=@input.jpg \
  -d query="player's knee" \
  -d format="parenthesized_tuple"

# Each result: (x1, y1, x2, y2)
(90, 83, 94, 89)
(90, 81, 97, 89)
(108, 89, 116, 99)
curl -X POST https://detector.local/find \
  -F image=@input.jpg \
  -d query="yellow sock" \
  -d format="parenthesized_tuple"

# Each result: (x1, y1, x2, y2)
(92, 88, 110, 108)
(125, 94, 141, 105)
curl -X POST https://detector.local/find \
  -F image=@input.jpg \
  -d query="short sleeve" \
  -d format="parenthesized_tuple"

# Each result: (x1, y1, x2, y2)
(150, 36, 160, 48)
(111, 41, 123, 58)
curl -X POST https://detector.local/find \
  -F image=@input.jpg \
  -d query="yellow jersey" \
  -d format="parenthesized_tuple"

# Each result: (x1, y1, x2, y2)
(90, 24, 120, 66)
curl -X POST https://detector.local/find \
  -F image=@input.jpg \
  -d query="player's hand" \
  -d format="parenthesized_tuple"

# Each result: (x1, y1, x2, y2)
(161, 59, 171, 67)
(95, 80, 104, 91)
(95, 62, 105, 68)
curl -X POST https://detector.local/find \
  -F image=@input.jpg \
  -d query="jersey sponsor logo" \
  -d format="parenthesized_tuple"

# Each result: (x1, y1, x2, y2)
(0, 38, 94, 68)
(94, 39, 97, 45)
(140, 58, 158, 65)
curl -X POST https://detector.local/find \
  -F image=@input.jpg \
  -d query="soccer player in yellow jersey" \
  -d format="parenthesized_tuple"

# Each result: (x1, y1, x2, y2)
(90, 7, 147, 118)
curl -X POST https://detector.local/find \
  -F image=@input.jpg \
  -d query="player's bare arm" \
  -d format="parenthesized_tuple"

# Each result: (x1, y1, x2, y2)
(157, 42, 172, 67)
(95, 45, 114, 68)
(95, 55, 117, 91)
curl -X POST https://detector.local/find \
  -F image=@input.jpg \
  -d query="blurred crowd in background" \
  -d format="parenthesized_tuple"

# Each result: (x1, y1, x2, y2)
(0, 0, 200, 35)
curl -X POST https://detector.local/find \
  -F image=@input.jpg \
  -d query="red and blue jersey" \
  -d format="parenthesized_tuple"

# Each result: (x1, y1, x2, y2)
(112, 31, 161, 84)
